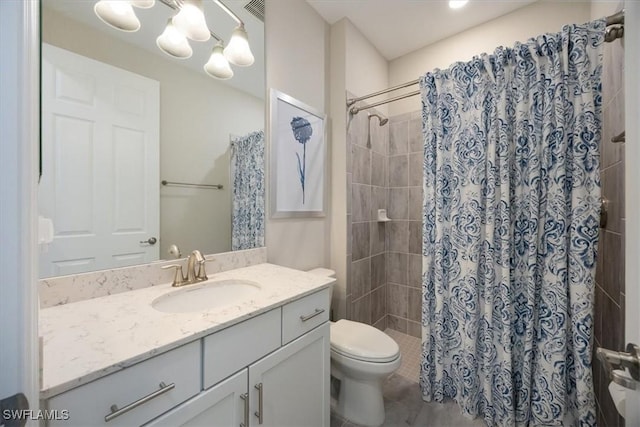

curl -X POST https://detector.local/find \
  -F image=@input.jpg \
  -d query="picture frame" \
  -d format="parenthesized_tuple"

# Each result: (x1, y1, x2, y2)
(269, 89, 327, 218)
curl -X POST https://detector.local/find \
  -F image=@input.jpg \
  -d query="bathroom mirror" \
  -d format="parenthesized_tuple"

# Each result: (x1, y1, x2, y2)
(39, 0, 265, 279)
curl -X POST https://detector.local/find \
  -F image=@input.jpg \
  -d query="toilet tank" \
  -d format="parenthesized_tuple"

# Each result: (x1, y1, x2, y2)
(306, 268, 336, 279)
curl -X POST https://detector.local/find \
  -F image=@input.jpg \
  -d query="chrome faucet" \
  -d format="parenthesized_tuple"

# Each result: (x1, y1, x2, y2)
(162, 250, 209, 287)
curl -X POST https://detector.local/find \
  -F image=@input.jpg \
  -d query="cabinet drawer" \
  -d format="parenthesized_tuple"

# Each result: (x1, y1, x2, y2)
(203, 308, 281, 389)
(46, 341, 200, 427)
(282, 288, 330, 345)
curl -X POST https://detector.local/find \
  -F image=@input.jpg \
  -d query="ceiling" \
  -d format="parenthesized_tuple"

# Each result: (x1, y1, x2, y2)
(43, 0, 265, 99)
(307, 0, 539, 60)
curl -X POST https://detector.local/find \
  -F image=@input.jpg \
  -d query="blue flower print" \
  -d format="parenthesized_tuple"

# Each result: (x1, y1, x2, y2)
(290, 116, 312, 204)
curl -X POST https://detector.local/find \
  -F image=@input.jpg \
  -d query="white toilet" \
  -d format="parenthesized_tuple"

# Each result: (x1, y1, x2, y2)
(307, 268, 402, 427)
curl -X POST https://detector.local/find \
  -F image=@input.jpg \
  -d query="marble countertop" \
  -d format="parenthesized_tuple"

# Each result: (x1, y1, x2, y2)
(39, 263, 334, 399)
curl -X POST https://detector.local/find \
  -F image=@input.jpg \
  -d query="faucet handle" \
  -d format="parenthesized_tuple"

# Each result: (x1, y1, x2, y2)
(196, 259, 208, 281)
(162, 264, 186, 287)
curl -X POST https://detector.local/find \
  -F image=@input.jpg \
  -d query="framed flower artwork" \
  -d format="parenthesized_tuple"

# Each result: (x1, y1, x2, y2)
(269, 89, 326, 218)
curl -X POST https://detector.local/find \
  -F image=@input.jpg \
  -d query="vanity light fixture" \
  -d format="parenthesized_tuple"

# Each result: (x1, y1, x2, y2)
(449, 0, 469, 9)
(93, 0, 254, 80)
(172, 0, 211, 42)
(224, 23, 255, 66)
(211, 0, 255, 67)
(131, 0, 156, 8)
(204, 42, 234, 79)
(94, 0, 142, 32)
(157, 18, 193, 58)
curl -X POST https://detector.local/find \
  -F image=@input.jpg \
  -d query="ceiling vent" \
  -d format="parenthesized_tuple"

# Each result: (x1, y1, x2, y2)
(244, 0, 264, 22)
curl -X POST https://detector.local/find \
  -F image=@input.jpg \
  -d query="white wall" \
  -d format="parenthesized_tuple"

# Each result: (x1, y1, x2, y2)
(265, 0, 331, 271)
(329, 19, 389, 318)
(42, 8, 264, 259)
(622, 2, 640, 422)
(590, 1, 621, 19)
(0, 0, 40, 419)
(329, 19, 348, 319)
(328, 18, 389, 319)
(389, 1, 591, 115)
(344, 20, 390, 115)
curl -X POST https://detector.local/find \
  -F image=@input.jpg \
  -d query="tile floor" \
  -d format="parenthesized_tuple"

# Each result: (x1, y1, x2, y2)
(330, 330, 485, 427)
(385, 329, 421, 383)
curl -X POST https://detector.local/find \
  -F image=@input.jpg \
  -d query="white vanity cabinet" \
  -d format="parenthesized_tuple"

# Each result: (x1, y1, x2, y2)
(151, 288, 330, 427)
(44, 287, 331, 427)
(148, 324, 330, 427)
(202, 308, 282, 389)
(45, 341, 201, 427)
(144, 370, 248, 427)
(248, 323, 330, 427)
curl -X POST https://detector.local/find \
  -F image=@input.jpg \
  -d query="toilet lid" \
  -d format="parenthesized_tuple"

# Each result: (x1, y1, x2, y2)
(330, 319, 400, 363)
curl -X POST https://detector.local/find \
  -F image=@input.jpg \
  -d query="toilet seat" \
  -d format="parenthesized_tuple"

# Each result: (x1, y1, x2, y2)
(330, 319, 400, 363)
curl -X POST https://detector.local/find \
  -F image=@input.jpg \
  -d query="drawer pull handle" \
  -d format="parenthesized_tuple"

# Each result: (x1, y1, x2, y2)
(240, 393, 249, 427)
(300, 308, 325, 322)
(104, 381, 175, 422)
(254, 383, 263, 424)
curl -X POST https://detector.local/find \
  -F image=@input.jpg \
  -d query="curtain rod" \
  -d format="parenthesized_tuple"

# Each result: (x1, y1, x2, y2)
(350, 90, 420, 114)
(348, 10, 625, 115)
(606, 10, 624, 26)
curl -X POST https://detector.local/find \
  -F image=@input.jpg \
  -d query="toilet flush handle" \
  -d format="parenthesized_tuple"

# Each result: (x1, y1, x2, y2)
(597, 343, 640, 389)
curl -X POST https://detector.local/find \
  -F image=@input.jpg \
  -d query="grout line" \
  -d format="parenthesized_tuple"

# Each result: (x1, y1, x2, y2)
(599, 286, 622, 307)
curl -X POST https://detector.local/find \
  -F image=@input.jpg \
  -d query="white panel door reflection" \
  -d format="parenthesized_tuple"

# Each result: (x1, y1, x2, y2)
(39, 43, 159, 278)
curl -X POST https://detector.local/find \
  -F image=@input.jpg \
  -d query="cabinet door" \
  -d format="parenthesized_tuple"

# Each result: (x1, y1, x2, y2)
(144, 370, 248, 427)
(248, 323, 329, 427)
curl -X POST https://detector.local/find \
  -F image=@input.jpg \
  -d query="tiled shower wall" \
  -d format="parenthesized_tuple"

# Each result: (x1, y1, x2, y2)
(385, 112, 423, 338)
(593, 30, 626, 427)
(346, 95, 425, 338)
(346, 94, 389, 331)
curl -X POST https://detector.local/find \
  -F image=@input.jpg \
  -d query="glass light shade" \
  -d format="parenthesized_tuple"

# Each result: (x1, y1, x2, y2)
(94, 0, 140, 32)
(223, 24, 254, 67)
(172, 0, 210, 42)
(131, 0, 155, 8)
(204, 44, 234, 80)
(449, 0, 469, 9)
(157, 19, 193, 58)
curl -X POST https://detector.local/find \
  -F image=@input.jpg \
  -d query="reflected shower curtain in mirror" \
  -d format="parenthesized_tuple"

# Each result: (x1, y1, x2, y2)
(420, 20, 604, 426)
(231, 130, 265, 250)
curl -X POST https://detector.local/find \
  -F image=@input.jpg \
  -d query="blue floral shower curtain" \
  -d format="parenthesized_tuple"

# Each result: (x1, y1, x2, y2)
(231, 130, 265, 251)
(420, 20, 604, 426)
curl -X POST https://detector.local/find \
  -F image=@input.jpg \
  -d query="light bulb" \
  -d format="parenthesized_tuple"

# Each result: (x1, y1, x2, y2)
(204, 43, 234, 80)
(131, 0, 155, 8)
(94, 0, 140, 32)
(223, 24, 254, 67)
(449, 0, 469, 9)
(172, 0, 210, 42)
(157, 19, 192, 58)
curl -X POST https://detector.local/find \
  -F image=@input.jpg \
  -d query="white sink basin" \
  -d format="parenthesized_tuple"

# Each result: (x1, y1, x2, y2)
(152, 279, 262, 313)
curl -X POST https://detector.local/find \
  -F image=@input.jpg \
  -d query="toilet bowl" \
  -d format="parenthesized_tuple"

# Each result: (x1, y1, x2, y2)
(331, 319, 401, 426)
(306, 269, 402, 427)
